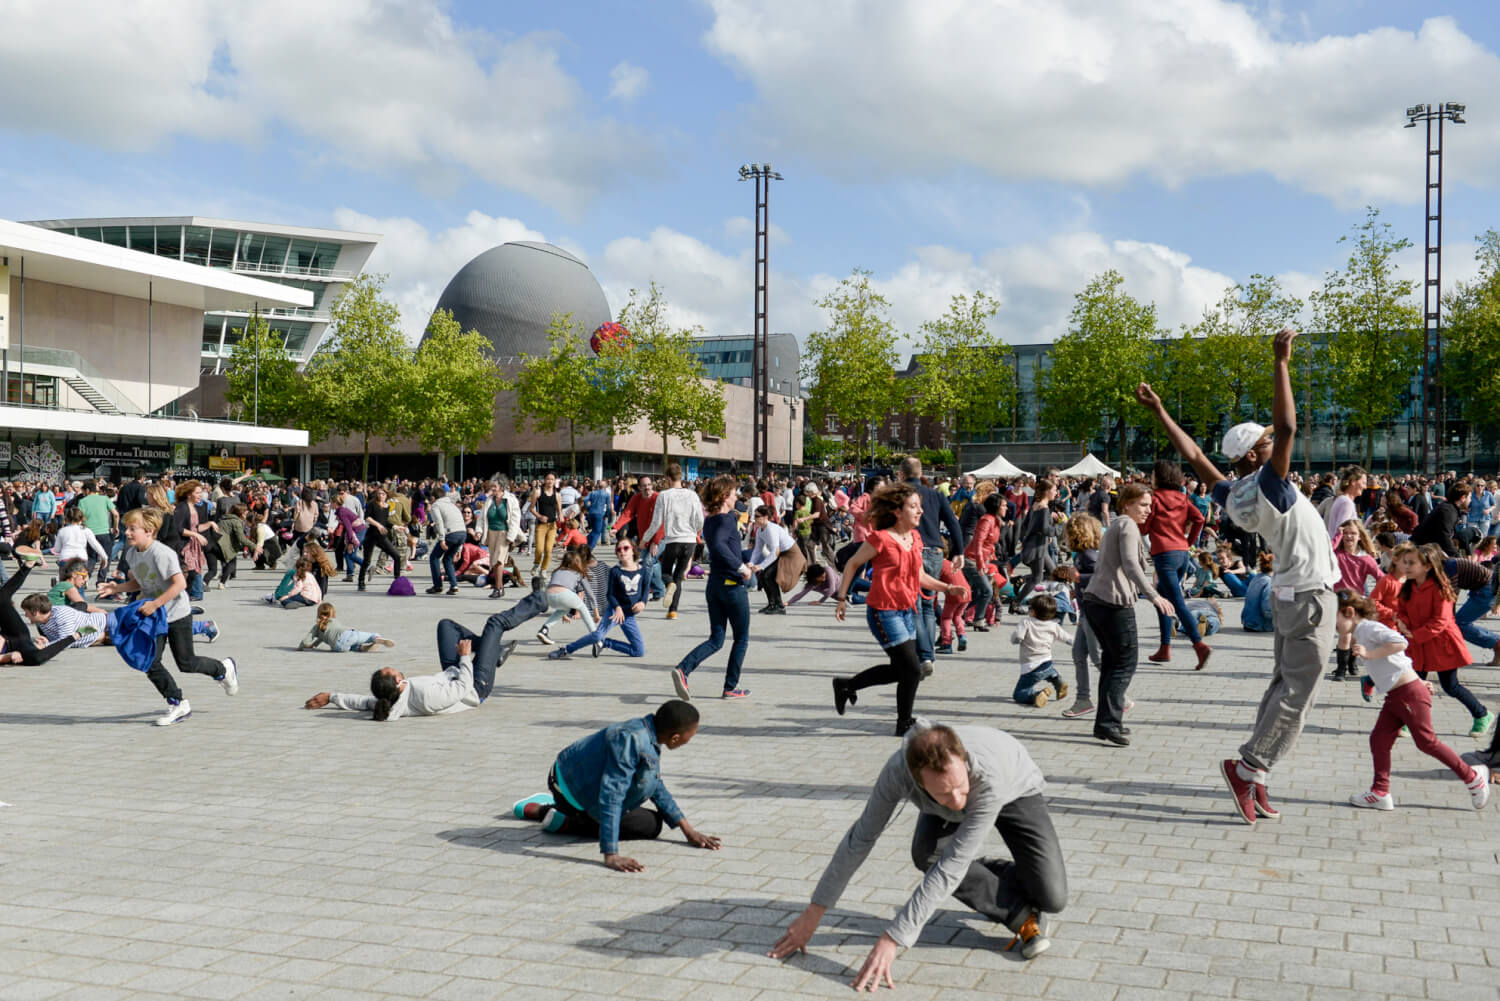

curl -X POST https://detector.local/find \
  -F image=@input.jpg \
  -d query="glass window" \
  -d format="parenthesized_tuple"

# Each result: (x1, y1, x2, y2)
(100, 226, 128, 247)
(209, 229, 237, 268)
(155, 226, 182, 261)
(286, 239, 319, 273)
(308, 243, 340, 273)
(257, 236, 290, 272)
(237, 232, 260, 267)
(281, 324, 310, 353)
(183, 226, 212, 266)
(128, 226, 155, 253)
(74, 226, 102, 243)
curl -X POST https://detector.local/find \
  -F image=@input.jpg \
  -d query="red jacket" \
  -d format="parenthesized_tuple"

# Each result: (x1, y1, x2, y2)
(1370, 574, 1402, 628)
(964, 513, 999, 564)
(1143, 489, 1205, 555)
(1396, 576, 1471, 672)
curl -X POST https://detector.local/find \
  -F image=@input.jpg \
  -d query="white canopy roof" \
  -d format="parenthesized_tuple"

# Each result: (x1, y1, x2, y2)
(967, 453, 1027, 479)
(1058, 453, 1119, 478)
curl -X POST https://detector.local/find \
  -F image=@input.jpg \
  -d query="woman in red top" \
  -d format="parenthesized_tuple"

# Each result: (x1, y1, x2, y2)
(1142, 460, 1210, 669)
(831, 482, 960, 736)
(1393, 543, 1494, 737)
(961, 493, 1001, 630)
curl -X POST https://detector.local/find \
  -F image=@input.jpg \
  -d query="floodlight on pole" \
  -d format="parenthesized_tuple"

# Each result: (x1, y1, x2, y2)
(737, 161, 784, 478)
(1403, 100, 1467, 474)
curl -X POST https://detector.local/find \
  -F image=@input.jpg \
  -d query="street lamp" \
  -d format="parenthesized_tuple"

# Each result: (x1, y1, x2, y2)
(738, 162, 784, 479)
(1404, 101, 1466, 474)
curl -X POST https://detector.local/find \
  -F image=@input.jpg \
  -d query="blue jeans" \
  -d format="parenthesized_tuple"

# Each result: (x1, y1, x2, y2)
(1013, 661, 1062, 704)
(915, 547, 943, 662)
(429, 531, 468, 588)
(641, 552, 665, 601)
(565, 613, 646, 657)
(1454, 582, 1498, 649)
(435, 617, 502, 702)
(587, 519, 606, 550)
(676, 577, 749, 692)
(867, 605, 918, 649)
(1221, 571, 1248, 598)
(1152, 550, 1201, 645)
(333, 629, 379, 652)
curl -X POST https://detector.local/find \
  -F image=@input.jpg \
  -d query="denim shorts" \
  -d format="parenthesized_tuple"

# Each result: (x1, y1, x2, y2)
(867, 606, 917, 650)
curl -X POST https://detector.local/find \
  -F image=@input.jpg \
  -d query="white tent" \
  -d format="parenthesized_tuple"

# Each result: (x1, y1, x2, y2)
(967, 453, 1027, 479)
(1058, 453, 1119, 479)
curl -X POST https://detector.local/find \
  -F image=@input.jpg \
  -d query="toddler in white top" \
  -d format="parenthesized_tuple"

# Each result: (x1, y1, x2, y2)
(1011, 594, 1072, 707)
(1339, 592, 1489, 812)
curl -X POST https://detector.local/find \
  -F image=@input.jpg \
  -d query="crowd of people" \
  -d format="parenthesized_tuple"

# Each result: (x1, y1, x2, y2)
(6, 330, 1500, 986)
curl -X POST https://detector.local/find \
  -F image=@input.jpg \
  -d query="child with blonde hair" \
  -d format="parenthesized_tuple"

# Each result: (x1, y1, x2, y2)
(1012, 594, 1071, 707)
(298, 601, 396, 653)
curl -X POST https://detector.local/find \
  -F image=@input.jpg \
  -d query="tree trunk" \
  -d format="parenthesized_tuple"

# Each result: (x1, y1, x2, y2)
(569, 420, 577, 477)
(362, 432, 370, 482)
(661, 430, 669, 474)
(1365, 425, 1374, 468)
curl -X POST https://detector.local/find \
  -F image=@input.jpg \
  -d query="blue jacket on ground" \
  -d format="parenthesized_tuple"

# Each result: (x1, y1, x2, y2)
(553, 714, 684, 855)
(1241, 575, 1274, 632)
(107, 600, 169, 673)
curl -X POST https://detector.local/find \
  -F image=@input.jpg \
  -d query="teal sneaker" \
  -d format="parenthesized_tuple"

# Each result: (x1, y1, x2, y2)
(1470, 713, 1495, 740)
(511, 793, 554, 820)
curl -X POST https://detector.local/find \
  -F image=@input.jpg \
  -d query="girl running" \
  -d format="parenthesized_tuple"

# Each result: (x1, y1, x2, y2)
(829, 482, 963, 736)
(1394, 543, 1495, 739)
(538, 549, 600, 652)
(297, 601, 396, 653)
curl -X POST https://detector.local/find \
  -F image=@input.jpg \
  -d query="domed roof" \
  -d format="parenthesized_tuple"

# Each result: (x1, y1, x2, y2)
(427, 241, 611, 359)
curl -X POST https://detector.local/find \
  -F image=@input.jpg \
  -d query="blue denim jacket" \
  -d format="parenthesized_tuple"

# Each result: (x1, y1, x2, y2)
(554, 714, 684, 854)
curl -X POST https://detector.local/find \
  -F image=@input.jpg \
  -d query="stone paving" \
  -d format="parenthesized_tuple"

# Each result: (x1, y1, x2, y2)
(1, 563, 1498, 1001)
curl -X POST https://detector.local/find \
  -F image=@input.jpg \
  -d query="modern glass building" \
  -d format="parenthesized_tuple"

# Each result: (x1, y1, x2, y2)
(685, 332, 802, 397)
(24, 217, 379, 373)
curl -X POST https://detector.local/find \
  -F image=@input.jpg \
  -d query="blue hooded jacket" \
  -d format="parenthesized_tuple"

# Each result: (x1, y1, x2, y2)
(107, 600, 168, 673)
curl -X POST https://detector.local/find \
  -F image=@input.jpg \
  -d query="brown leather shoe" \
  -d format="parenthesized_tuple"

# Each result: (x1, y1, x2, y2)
(1193, 642, 1212, 671)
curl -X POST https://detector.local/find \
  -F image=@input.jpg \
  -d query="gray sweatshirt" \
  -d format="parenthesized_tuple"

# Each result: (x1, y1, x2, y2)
(643, 486, 704, 545)
(1082, 515, 1162, 608)
(328, 655, 478, 720)
(810, 723, 1046, 947)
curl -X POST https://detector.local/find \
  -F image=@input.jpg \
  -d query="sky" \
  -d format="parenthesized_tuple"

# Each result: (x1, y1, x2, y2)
(3, 0, 1500, 358)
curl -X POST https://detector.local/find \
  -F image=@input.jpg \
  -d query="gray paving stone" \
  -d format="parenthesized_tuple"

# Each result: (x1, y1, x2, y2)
(0, 574, 1496, 999)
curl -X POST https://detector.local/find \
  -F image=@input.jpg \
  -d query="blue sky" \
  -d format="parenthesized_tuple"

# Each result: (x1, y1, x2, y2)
(3, 1, 1500, 355)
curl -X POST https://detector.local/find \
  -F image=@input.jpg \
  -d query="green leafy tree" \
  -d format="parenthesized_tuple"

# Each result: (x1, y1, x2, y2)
(909, 291, 1016, 448)
(1040, 270, 1158, 463)
(1141, 327, 1210, 456)
(613, 284, 727, 470)
(305, 273, 413, 480)
(1309, 208, 1423, 466)
(1442, 230, 1500, 468)
(220, 314, 306, 474)
(1195, 274, 1302, 422)
(508, 313, 631, 475)
(406, 308, 506, 464)
(802, 270, 899, 470)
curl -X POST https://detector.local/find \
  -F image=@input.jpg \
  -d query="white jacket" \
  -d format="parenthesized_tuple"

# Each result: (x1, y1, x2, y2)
(481, 492, 526, 543)
(1011, 617, 1073, 671)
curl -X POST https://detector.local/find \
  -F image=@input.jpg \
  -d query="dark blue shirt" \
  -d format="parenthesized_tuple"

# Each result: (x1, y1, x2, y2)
(607, 564, 649, 615)
(913, 483, 965, 555)
(702, 512, 745, 585)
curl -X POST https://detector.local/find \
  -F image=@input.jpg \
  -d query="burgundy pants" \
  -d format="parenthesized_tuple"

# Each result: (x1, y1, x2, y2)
(1370, 680, 1475, 796)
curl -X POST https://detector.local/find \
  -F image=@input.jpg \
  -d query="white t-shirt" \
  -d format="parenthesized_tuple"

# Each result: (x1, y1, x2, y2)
(1356, 619, 1414, 694)
(1213, 466, 1338, 594)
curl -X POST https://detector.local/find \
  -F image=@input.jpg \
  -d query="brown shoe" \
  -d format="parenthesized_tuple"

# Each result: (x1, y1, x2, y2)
(1147, 644, 1171, 663)
(1006, 913, 1052, 959)
(1193, 642, 1212, 671)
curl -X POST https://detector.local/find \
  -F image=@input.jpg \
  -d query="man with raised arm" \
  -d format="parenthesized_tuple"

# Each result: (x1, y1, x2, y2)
(1134, 328, 1338, 825)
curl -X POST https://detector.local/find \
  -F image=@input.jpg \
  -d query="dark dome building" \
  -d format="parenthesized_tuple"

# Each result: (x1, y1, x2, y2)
(427, 241, 611, 359)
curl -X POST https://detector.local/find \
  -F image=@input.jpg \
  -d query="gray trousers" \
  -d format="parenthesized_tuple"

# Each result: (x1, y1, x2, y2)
(910, 793, 1067, 934)
(1071, 611, 1101, 700)
(1238, 588, 1335, 772)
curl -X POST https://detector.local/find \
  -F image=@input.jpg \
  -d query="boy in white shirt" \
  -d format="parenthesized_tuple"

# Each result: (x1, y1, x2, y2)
(1011, 595, 1071, 707)
(1340, 593, 1488, 811)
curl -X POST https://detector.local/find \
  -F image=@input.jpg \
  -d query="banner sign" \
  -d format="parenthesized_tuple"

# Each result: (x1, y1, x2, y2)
(208, 455, 243, 471)
(0, 262, 8, 352)
(0, 442, 10, 464)
(70, 442, 172, 463)
(172, 443, 189, 467)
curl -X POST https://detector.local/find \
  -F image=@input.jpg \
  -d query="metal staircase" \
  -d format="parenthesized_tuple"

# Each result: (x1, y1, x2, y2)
(60, 374, 122, 414)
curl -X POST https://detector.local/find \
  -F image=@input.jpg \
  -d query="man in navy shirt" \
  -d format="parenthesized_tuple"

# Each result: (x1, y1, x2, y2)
(897, 457, 966, 677)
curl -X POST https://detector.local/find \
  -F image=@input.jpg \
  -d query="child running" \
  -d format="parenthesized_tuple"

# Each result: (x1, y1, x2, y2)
(1341, 592, 1489, 811)
(1393, 543, 1495, 739)
(297, 602, 396, 653)
(934, 545, 971, 654)
(1012, 594, 1071, 707)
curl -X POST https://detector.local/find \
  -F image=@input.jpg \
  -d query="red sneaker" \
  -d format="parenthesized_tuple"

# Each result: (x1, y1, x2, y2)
(1220, 759, 1257, 825)
(1252, 782, 1280, 821)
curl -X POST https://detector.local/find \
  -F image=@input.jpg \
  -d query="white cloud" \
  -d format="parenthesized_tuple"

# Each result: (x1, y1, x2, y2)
(608, 61, 650, 101)
(0, 1, 658, 213)
(703, 2, 1500, 206)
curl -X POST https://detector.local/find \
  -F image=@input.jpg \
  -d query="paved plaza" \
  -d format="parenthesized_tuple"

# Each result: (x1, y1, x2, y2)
(1, 565, 1497, 1001)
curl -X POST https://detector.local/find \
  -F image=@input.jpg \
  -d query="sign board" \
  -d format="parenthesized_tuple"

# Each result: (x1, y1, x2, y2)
(0, 442, 10, 465)
(0, 263, 8, 351)
(70, 442, 173, 464)
(172, 443, 189, 468)
(208, 455, 243, 472)
(683, 458, 700, 481)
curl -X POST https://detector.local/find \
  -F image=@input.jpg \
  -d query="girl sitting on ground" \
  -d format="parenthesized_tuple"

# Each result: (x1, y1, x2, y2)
(1189, 551, 1232, 599)
(298, 601, 396, 653)
(265, 557, 323, 608)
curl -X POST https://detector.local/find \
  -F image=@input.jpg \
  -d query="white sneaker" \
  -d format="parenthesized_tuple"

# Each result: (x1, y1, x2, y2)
(218, 657, 239, 696)
(156, 700, 191, 726)
(1469, 764, 1491, 811)
(1350, 789, 1394, 810)
(216, 581, 227, 591)
(662, 582, 676, 609)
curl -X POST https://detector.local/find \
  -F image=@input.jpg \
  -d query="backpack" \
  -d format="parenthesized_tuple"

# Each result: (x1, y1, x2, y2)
(387, 576, 415, 597)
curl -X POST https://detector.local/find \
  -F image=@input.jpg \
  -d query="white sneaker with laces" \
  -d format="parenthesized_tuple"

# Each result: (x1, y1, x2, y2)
(156, 700, 192, 726)
(219, 657, 239, 696)
(1468, 764, 1491, 811)
(1350, 789, 1394, 810)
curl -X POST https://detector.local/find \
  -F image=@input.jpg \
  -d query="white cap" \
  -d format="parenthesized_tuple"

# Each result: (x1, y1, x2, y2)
(1221, 422, 1268, 461)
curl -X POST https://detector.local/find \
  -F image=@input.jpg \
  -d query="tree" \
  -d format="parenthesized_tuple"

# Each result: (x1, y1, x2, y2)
(1140, 327, 1211, 456)
(1194, 274, 1302, 422)
(508, 313, 631, 475)
(802, 270, 899, 471)
(1040, 270, 1157, 463)
(220, 314, 307, 475)
(909, 291, 1016, 449)
(406, 308, 506, 466)
(613, 284, 727, 470)
(1442, 230, 1500, 469)
(1309, 208, 1423, 466)
(304, 273, 413, 480)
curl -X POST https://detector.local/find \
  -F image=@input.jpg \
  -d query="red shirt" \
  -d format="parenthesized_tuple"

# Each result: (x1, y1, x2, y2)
(1143, 489, 1205, 555)
(866, 529, 924, 611)
(1396, 576, 1471, 672)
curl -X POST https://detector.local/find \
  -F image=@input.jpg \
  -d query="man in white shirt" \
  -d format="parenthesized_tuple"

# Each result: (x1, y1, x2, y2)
(746, 506, 798, 613)
(644, 463, 704, 618)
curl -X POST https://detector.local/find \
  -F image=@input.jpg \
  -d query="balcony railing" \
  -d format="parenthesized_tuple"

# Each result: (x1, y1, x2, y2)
(232, 261, 356, 281)
(18, 346, 143, 415)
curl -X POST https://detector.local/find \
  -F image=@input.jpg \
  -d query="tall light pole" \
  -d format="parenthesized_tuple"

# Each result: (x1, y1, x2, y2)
(739, 162, 783, 478)
(1405, 101, 1465, 475)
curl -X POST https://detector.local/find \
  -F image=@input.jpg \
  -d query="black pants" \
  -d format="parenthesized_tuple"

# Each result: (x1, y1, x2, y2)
(546, 766, 664, 843)
(145, 616, 225, 703)
(0, 565, 72, 666)
(910, 793, 1068, 933)
(759, 565, 783, 608)
(847, 638, 922, 726)
(660, 541, 695, 613)
(255, 538, 283, 570)
(1082, 596, 1137, 737)
(218, 555, 238, 585)
(359, 528, 403, 587)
